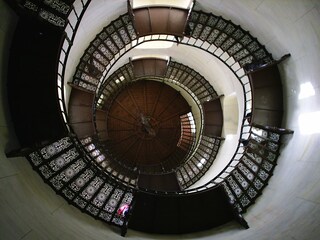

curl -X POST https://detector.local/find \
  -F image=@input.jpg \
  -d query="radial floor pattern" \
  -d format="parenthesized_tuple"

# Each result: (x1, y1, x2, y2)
(105, 80, 192, 169)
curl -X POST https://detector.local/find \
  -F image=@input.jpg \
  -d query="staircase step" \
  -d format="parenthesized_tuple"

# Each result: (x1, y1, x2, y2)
(129, 185, 235, 234)
(22, 0, 73, 28)
(27, 136, 136, 231)
(72, 14, 137, 92)
(220, 123, 282, 212)
(187, 10, 272, 67)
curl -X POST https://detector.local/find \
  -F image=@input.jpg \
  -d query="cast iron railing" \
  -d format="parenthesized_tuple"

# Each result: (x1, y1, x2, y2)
(56, 0, 92, 131)
(52, 5, 289, 214)
(5, 1, 293, 236)
(68, 10, 269, 190)
(92, 60, 219, 178)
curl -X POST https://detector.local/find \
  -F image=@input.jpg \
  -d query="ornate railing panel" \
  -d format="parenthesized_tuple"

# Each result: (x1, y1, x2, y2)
(27, 136, 135, 230)
(177, 135, 221, 189)
(5, 0, 292, 235)
(80, 136, 139, 186)
(57, 7, 290, 213)
(222, 124, 281, 212)
(22, 0, 72, 28)
(64, 9, 278, 195)
(91, 60, 221, 180)
(56, 0, 92, 131)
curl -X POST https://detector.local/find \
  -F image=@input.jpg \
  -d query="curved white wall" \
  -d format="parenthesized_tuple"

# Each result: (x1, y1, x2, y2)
(1, 0, 320, 239)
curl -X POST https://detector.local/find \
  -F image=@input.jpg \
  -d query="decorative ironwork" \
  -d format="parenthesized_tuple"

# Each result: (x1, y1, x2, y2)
(227, 176, 242, 197)
(44, 0, 70, 15)
(39, 9, 66, 27)
(40, 137, 72, 159)
(177, 136, 221, 189)
(26, 135, 135, 229)
(24, 0, 38, 12)
(43, 3, 289, 230)
(29, 151, 43, 166)
(233, 170, 249, 190)
(49, 148, 79, 171)
(50, 158, 87, 189)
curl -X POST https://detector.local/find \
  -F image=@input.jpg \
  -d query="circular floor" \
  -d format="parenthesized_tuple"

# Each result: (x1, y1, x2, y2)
(104, 80, 192, 170)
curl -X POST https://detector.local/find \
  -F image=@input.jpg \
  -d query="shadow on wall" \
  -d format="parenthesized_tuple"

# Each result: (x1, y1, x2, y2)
(0, 1, 19, 153)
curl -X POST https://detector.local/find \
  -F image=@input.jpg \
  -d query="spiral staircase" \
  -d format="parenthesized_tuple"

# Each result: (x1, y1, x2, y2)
(5, 0, 294, 237)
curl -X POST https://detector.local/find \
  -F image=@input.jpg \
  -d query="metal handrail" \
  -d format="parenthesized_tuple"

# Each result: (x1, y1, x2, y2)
(58, 9, 274, 195)
(97, 36, 252, 193)
(56, 0, 92, 132)
(67, 36, 254, 194)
